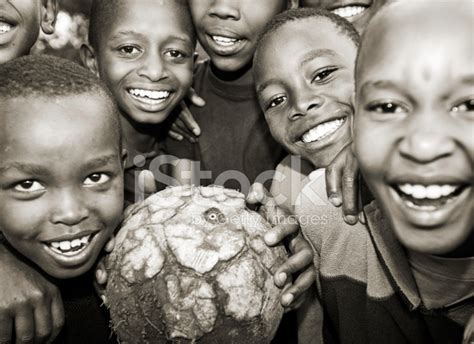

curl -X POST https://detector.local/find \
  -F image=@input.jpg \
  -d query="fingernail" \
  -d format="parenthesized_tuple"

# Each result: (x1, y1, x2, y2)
(193, 128, 201, 136)
(329, 195, 342, 207)
(344, 215, 358, 225)
(95, 269, 103, 281)
(282, 293, 294, 306)
(278, 272, 287, 285)
(265, 232, 276, 245)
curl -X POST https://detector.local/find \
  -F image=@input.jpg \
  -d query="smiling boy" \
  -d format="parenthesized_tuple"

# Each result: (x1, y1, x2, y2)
(81, 0, 196, 205)
(0, 55, 125, 343)
(253, 9, 359, 216)
(0, 0, 56, 63)
(261, 2, 473, 343)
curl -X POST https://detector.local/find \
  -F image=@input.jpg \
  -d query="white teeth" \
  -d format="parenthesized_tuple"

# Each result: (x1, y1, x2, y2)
(405, 200, 437, 211)
(71, 239, 82, 248)
(332, 6, 367, 18)
(48, 235, 91, 255)
(129, 88, 170, 101)
(59, 241, 71, 251)
(301, 118, 345, 144)
(398, 184, 458, 200)
(0, 23, 12, 34)
(212, 35, 239, 46)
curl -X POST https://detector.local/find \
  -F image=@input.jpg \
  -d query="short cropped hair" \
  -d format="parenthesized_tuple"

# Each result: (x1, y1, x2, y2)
(88, 0, 195, 50)
(256, 8, 360, 58)
(0, 54, 122, 146)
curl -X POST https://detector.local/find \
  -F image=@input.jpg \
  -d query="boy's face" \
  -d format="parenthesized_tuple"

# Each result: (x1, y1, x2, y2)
(255, 18, 356, 168)
(92, 0, 194, 124)
(301, 0, 391, 33)
(0, 94, 124, 279)
(0, 0, 56, 63)
(189, 0, 287, 72)
(354, 6, 474, 255)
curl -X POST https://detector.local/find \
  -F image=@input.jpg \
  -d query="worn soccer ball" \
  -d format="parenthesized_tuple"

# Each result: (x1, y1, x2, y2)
(105, 185, 287, 343)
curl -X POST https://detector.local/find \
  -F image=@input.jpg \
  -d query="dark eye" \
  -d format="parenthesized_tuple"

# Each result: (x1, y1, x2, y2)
(204, 207, 226, 224)
(267, 96, 287, 110)
(452, 98, 474, 113)
(13, 180, 44, 193)
(312, 67, 337, 83)
(118, 45, 141, 56)
(84, 173, 110, 186)
(165, 49, 186, 59)
(366, 102, 407, 114)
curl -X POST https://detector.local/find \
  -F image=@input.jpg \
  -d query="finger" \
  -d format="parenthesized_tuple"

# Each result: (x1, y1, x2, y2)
(341, 158, 359, 225)
(14, 310, 34, 344)
(95, 260, 108, 286)
(246, 183, 269, 206)
(33, 303, 52, 343)
(0, 314, 13, 344)
(273, 250, 313, 287)
(187, 88, 206, 108)
(325, 157, 343, 207)
(104, 236, 115, 253)
(170, 121, 196, 143)
(138, 170, 157, 195)
(168, 130, 183, 141)
(49, 294, 64, 342)
(179, 105, 201, 136)
(264, 223, 299, 247)
(280, 269, 315, 308)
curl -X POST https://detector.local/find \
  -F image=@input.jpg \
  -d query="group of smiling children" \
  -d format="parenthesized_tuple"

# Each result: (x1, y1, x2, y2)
(0, 0, 472, 343)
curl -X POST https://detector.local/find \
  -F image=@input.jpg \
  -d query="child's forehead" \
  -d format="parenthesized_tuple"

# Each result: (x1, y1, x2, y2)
(105, 0, 194, 39)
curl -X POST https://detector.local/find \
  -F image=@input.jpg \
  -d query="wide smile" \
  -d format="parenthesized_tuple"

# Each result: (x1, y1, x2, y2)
(42, 232, 100, 267)
(205, 32, 247, 56)
(126, 87, 173, 112)
(299, 117, 347, 144)
(389, 181, 471, 228)
(331, 5, 368, 18)
(0, 18, 18, 44)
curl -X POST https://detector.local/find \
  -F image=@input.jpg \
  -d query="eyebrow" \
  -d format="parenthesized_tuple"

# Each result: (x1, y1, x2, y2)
(299, 49, 336, 68)
(256, 77, 281, 95)
(359, 80, 408, 97)
(0, 155, 119, 175)
(110, 31, 191, 45)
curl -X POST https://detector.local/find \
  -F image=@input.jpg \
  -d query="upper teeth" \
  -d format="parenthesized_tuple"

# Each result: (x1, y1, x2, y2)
(301, 118, 345, 144)
(48, 235, 91, 255)
(0, 23, 12, 34)
(332, 6, 366, 18)
(398, 184, 458, 200)
(212, 35, 238, 46)
(129, 88, 170, 100)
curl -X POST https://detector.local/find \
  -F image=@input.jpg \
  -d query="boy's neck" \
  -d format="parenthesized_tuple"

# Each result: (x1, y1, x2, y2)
(120, 114, 164, 154)
(210, 62, 254, 85)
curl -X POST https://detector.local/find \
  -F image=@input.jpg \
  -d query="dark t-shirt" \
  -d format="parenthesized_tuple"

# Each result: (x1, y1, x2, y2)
(53, 271, 116, 344)
(166, 60, 284, 194)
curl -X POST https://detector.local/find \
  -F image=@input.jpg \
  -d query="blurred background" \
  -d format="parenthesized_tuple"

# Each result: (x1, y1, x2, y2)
(32, 0, 208, 64)
(32, 0, 92, 63)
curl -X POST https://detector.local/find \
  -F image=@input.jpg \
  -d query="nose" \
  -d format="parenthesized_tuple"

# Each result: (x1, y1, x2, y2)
(50, 189, 89, 226)
(137, 51, 168, 82)
(399, 111, 456, 163)
(208, 0, 240, 20)
(289, 89, 324, 121)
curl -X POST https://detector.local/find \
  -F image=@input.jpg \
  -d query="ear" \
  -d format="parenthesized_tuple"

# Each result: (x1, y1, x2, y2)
(288, 0, 300, 9)
(40, 0, 57, 35)
(80, 43, 100, 76)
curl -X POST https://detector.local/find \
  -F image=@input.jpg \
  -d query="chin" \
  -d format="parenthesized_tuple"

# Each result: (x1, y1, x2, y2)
(388, 217, 472, 255)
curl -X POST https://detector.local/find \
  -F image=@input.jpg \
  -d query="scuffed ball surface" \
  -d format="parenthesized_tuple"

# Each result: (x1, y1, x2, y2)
(105, 185, 287, 343)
